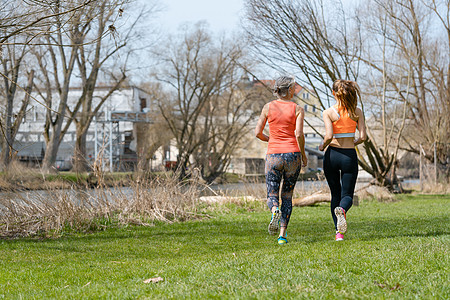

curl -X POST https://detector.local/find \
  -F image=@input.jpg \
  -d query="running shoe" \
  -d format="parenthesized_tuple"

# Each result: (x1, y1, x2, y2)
(334, 207, 347, 234)
(278, 236, 288, 244)
(335, 231, 344, 241)
(268, 208, 281, 235)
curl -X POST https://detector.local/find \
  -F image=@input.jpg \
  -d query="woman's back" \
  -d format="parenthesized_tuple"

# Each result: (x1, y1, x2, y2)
(325, 106, 362, 149)
(267, 100, 300, 154)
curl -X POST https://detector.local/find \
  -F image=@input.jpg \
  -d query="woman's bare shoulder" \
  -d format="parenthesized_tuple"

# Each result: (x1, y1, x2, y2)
(295, 103, 305, 113)
(322, 107, 333, 116)
(261, 102, 271, 115)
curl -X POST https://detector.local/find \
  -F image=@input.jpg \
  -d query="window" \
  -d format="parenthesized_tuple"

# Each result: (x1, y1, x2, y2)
(304, 105, 308, 112)
(164, 146, 171, 160)
(140, 97, 147, 111)
(312, 105, 316, 112)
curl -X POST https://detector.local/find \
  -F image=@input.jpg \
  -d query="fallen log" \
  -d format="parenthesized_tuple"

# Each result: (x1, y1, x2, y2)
(292, 193, 330, 206)
(293, 193, 360, 206)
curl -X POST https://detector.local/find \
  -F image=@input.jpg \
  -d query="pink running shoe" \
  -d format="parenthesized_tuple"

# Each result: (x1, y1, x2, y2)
(335, 232, 344, 241)
(334, 207, 347, 234)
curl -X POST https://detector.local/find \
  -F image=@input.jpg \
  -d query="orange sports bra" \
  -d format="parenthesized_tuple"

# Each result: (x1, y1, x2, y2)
(331, 105, 357, 138)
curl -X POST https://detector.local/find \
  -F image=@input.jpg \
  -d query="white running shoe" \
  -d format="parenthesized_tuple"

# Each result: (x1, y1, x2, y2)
(334, 207, 347, 234)
(268, 208, 281, 235)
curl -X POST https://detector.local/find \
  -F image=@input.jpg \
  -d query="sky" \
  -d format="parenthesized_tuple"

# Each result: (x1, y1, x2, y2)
(158, 0, 245, 34)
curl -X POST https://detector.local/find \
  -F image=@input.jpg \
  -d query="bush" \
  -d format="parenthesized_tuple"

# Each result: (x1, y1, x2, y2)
(0, 172, 207, 238)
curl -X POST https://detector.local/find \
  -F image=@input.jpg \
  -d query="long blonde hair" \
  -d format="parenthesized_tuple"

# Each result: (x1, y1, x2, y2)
(332, 79, 360, 119)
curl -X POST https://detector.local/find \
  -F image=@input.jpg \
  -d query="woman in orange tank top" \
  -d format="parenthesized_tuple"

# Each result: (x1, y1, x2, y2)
(319, 79, 367, 241)
(255, 75, 308, 245)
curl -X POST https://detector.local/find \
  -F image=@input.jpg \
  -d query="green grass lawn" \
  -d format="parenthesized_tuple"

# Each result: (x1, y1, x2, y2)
(0, 194, 448, 299)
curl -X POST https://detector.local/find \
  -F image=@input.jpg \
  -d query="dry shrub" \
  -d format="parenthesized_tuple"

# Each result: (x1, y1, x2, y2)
(356, 185, 394, 202)
(0, 161, 75, 190)
(0, 176, 13, 190)
(0, 161, 43, 189)
(4, 161, 39, 179)
(0, 171, 206, 238)
(418, 180, 450, 194)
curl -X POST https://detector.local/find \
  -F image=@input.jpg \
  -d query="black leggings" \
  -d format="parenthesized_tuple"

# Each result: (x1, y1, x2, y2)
(323, 146, 358, 230)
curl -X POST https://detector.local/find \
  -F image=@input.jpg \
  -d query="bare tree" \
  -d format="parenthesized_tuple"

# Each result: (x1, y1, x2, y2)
(67, 0, 153, 172)
(31, 0, 142, 173)
(358, 0, 450, 178)
(135, 82, 173, 172)
(0, 36, 34, 169)
(32, 1, 94, 173)
(154, 24, 259, 182)
(245, 0, 360, 106)
(0, 0, 95, 45)
(244, 0, 418, 189)
(0, 0, 92, 170)
(351, 1, 414, 189)
(192, 79, 265, 183)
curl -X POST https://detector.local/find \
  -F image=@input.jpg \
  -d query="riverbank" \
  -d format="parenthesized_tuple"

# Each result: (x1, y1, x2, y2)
(1, 194, 448, 298)
(0, 170, 135, 191)
(0, 169, 325, 191)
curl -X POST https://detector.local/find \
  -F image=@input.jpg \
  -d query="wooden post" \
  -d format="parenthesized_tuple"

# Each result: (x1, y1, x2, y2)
(419, 144, 423, 191)
(434, 142, 437, 184)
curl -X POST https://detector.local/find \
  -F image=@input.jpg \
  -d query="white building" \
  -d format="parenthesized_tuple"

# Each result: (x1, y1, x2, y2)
(13, 85, 152, 171)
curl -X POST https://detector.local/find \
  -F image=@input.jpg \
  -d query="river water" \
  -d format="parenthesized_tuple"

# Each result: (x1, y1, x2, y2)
(0, 179, 421, 203)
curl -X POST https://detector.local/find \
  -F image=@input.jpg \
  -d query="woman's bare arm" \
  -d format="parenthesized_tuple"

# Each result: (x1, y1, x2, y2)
(295, 105, 307, 167)
(354, 108, 367, 146)
(319, 110, 334, 151)
(255, 103, 269, 142)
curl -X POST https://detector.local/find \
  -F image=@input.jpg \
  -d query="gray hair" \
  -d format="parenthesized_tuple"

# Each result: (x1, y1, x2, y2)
(273, 75, 296, 98)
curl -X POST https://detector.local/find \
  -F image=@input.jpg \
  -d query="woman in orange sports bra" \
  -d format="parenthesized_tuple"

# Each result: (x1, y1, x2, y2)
(255, 75, 308, 245)
(319, 79, 367, 241)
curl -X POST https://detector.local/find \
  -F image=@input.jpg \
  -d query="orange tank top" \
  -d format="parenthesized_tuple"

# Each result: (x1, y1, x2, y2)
(331, 105, 357, 138)
(267, 100, 300, 154)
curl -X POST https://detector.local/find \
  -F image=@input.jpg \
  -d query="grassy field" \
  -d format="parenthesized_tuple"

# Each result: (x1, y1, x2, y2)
(0, 194, 448, 299)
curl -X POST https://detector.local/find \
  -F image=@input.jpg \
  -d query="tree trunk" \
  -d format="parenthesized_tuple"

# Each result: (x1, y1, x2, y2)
(42, 137, 61, 173)
(0, 92, 13, 169)
(72, 126, 89, 172)
(176, 153, 189, 180)
(0, 69, 35, 170)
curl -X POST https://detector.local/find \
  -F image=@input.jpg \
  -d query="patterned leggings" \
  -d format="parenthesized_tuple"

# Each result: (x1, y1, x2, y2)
(265, 152, 302, 228)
